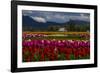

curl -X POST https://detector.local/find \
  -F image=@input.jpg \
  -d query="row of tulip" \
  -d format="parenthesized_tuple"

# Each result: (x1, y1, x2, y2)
(22, 33, 47, 39)
(22, 33, 90, 40)
(22, 39, 90, 62)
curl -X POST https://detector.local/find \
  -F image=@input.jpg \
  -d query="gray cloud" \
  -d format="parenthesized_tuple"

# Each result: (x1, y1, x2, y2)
(22, 10, 90, 23)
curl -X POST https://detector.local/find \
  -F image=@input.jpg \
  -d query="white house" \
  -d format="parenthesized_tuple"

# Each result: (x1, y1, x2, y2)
(58, 27, 67, 32)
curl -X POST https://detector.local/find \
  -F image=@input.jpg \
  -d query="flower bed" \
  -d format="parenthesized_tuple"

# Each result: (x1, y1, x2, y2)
(22, 39, 90, 62)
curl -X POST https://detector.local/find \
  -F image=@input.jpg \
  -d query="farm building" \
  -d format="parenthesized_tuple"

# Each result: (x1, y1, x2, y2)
(58, 27, 67, 32)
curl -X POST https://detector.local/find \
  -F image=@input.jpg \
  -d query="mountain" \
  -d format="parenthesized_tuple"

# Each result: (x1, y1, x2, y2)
(22, 16, 63, 29)
(67, 19, 90, 25)
(22, 15, 90, 31)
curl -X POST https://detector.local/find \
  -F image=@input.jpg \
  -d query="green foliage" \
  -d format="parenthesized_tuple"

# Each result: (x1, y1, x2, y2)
(58, 53, 66, 60)
(23, 22, 90, 32)
(70, 54, 75, 60)
(30, 35, 89, 40)
(34, 54, 40, 61)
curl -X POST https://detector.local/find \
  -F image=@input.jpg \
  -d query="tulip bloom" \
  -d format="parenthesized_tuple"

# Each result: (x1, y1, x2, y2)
(22, 33, 90, 62)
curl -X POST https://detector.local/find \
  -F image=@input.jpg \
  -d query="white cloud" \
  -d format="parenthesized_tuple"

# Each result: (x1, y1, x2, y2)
(22, 10, 33, 16)
(30, 16, 46, 23)
(69, 14, 90, 21)
(54, 14, 66, 19)
(80, 14, 89, 19)
(46, 14, 65, 20)
(46, 16, 51, 20)
(45, 13, 69, 22)
(22, 10, 90, 22)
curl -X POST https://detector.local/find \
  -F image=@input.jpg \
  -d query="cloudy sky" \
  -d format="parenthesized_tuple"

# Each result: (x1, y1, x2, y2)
(22, 10, 90, 23)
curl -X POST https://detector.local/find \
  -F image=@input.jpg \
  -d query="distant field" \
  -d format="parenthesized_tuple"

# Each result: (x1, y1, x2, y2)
(23, 31, 89, 40)
(27, 36, 88, 40)
(23, 31, 89, 35)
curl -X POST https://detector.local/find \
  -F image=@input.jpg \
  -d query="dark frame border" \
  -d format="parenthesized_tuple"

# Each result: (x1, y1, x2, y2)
(11, 1, 97, 72)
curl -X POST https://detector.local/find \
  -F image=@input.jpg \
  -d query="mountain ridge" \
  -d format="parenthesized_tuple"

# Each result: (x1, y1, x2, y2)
(22, 15, 90, 30)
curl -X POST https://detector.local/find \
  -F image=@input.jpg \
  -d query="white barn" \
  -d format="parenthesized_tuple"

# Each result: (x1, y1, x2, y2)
(58, 27, 67, 32)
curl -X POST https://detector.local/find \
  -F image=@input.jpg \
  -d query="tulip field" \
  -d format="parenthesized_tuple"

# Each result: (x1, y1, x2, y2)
(22, 32, 90, 62)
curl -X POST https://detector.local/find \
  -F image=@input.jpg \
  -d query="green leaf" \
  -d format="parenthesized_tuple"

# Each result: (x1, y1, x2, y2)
(59, 53, 66, 60)
(70, 54, 75, 60)
(34, 54, 40, 61)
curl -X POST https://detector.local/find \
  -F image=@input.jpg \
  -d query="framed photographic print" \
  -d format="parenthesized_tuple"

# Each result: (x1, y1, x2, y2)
(11, 1, 97, 72)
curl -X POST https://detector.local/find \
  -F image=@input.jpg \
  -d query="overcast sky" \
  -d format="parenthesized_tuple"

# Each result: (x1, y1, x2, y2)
(22, 10, 90, 23)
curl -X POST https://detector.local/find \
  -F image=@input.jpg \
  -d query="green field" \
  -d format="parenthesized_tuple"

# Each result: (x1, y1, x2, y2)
(24, 35, 89, 40)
